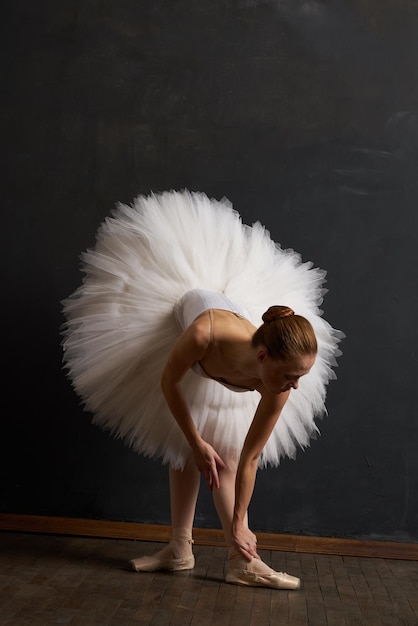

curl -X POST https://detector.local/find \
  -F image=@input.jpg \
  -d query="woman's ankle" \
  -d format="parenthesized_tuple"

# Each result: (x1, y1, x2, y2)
(170, 528, 194, 559)
(171, 527, 193, 542)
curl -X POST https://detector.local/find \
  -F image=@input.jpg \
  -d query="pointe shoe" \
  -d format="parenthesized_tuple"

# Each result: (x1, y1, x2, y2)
(129, 542, 195, 572)
(225, 551, 300, 590)
(130, 553, 195, 572)
(226, 566, 300, 590)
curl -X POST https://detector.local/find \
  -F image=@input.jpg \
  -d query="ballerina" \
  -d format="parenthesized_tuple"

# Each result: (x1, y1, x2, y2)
(62, 190, 343, 589)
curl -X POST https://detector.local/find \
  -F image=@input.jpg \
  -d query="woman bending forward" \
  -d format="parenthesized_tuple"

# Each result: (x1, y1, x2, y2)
(130, 289, 317, 590)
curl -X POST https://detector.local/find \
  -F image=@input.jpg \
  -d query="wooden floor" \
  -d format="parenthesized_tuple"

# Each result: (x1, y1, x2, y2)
(1, 532, 417, 625)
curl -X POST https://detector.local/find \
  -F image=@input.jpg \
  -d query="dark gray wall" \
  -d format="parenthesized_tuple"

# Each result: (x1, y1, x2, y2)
(2, 0, 418, 543)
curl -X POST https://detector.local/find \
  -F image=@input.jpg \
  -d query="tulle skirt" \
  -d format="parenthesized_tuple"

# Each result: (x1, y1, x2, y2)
(61, 190, 343, 470)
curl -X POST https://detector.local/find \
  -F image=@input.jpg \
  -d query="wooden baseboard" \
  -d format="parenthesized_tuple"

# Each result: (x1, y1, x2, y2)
(0, 513, 416, 560)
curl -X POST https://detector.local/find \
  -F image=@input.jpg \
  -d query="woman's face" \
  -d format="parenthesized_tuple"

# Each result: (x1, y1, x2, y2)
(258, 350, 316, 394)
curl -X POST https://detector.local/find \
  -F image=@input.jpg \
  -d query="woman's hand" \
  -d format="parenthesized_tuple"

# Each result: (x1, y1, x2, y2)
(193, 440, 226, 490)
(232, 525, 259, 561)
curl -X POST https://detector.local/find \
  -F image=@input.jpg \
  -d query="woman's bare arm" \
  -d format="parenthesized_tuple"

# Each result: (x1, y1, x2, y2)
(232, 389, 290, 559)
(160, 317, 226, 489)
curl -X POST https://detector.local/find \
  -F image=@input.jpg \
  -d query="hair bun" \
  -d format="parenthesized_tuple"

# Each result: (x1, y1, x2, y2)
(262, 305, 294, 323)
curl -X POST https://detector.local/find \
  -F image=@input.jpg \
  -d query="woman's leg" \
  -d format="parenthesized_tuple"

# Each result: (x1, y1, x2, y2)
(130, 460, 200, 572)
(169, 460, 201, 529)
(212, 465, 300, 590)
(211, 465, 247, 546)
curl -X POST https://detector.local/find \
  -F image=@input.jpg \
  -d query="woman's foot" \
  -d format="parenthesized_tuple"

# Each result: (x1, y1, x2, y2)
(129, 533, 195, 572)
(225, 547, 300, 590)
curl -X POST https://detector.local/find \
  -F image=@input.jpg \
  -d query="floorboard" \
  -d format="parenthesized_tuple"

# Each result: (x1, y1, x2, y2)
(1, 532, 417, 625)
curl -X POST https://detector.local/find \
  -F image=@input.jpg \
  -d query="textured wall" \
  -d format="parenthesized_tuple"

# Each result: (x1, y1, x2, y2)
(2, 0, 418, 542)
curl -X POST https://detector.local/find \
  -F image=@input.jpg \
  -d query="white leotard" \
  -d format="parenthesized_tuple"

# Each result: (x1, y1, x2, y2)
(174, 289, 253, 392)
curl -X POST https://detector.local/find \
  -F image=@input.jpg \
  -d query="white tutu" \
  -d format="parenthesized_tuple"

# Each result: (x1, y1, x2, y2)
(62, 190, 343, 470)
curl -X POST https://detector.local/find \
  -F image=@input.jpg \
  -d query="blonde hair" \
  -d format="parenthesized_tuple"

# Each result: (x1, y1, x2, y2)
(252, 305, 317, 360)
